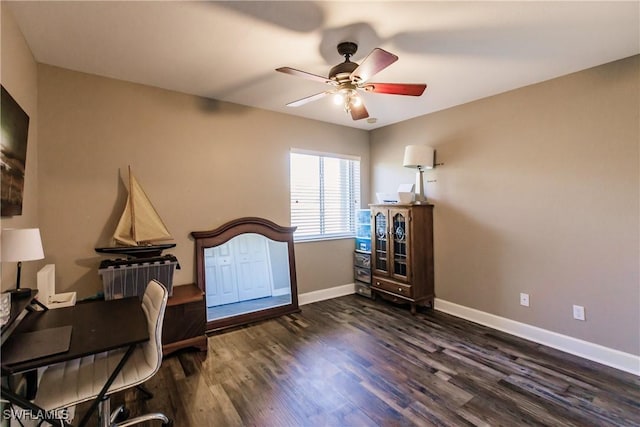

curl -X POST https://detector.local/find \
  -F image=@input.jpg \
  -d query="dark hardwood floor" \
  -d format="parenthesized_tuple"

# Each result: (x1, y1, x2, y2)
(77, 295, 640, 426)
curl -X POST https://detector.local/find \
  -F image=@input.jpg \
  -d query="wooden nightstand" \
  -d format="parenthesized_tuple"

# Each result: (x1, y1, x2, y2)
(162, 283, 207, 357)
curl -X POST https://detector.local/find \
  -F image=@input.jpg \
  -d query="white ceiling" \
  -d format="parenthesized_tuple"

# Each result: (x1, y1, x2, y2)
(7, 1, 640, 130)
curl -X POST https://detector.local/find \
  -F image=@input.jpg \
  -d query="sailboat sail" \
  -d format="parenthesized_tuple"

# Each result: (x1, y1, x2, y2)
(113, 169, 172, 246)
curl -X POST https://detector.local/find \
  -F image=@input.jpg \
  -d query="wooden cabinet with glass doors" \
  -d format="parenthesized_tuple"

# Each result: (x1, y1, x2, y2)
(370, 204, 434, 314)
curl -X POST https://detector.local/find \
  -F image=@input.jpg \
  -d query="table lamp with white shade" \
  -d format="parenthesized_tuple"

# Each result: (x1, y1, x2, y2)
(1, 228, 45, 298)
(403, 145, 435, 204)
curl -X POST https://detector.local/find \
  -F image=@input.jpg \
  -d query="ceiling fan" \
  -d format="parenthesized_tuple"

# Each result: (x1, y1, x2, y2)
(276, 42, 426, 121)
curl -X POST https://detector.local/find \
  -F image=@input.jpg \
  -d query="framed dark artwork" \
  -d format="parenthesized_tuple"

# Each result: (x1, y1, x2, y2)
(1, 85, 30, 217)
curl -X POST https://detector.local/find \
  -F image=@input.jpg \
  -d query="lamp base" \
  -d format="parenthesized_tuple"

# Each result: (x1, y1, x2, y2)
(413, 168, 429, 205)
(8, 287, 32, 299)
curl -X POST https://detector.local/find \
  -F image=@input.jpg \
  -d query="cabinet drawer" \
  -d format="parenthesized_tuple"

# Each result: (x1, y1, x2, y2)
(372, 277, 412, 298)
(355, 281, 373, 299)
(354, 266, 371, 283)
(355, 238, 371, 252)
(354, 252, 371, 268)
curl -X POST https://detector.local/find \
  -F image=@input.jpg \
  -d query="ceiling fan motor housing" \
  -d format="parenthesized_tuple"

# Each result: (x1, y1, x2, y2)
(330, 42, 360, 82)
(337, 41, 358, 57)
(329, 61, 358, 81)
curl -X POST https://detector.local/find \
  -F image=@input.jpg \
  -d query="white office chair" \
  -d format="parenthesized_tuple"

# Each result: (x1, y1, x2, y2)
(33, 280, 172, 426)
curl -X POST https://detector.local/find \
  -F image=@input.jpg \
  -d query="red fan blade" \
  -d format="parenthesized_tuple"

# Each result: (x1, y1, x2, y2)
(276, 67, 335, 85)
(286, 91, 330, 107)
(350, 48, 398, 83)
(349, 101, 369, 120)
(363, 83, 426, 96)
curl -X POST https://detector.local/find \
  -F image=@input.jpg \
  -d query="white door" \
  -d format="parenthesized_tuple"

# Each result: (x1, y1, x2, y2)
(204, 244, 239, 307)
(205, 234, 274, 307)
(235, 234, 273, 301)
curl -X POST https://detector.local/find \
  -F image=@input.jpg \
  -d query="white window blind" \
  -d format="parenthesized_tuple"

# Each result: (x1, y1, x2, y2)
(290, 151, 361, 242)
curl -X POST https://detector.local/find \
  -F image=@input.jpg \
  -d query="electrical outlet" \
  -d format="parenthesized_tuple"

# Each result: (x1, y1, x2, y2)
(520, 293, 530, 307)
(573, 305, 586, 321)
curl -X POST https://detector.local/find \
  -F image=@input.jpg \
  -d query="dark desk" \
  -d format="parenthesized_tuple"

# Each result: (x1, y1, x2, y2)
(2, 298, 148, 374)
(1, 297, 149, 426)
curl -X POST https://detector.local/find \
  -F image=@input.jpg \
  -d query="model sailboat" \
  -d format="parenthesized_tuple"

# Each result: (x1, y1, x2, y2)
(95, 167, 175, 258)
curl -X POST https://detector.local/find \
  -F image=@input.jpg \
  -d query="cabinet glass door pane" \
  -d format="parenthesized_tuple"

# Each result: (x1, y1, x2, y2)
(374, 212, 388, 273)
(392, 212, 408, 278)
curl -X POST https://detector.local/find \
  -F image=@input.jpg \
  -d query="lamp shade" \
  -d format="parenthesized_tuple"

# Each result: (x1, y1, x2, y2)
(1, 228, 45, 262)
(403, 145, 434, 169)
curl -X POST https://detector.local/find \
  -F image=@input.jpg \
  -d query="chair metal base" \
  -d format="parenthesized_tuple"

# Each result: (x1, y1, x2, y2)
(100, 395, 171, 427)
(114, 412, 171, 427)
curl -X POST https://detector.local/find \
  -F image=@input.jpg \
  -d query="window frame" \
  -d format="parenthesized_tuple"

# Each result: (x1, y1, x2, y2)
(289, 149, 361, 243)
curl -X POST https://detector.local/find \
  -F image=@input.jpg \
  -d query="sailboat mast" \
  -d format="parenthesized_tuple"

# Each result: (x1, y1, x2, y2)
(128, 165, 137, 243)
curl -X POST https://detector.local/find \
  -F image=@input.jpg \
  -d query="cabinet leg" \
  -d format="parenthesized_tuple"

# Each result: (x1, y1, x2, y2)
(196, 336, 208, 353)
(410, 303, 416, 315)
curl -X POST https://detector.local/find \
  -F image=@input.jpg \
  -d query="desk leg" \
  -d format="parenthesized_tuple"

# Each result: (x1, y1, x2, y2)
(77, 345, 136, 427)
(25, 370, 38, 400)
(32, 298, 49, 311)
(0, 385, 69, 426)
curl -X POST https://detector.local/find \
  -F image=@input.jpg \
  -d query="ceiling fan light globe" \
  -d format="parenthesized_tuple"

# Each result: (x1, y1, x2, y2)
(333, 93, 344, 105)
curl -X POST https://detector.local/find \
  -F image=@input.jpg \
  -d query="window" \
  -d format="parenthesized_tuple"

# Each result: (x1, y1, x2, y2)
(290, 150, 361, 242)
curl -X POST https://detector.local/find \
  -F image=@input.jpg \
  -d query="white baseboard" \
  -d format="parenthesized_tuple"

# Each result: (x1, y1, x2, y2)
(435, 298, 640, 376)
(295, 285, 639, 375)
(299, 283, 355, 306)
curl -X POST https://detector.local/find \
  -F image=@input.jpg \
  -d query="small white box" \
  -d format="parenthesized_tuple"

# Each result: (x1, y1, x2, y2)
(37, 264, 77, 309)
(47, 292, 77, 308)
(397, 183, 415, 193)
(397, 192, 414, 204)
(397, 184, 415, 204)
(376, 192, 398, 203)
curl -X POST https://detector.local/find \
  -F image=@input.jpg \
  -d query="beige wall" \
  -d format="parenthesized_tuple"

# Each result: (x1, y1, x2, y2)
(371, 55, 639, 355)
(0, 5, 40, 290)
(37, 65, 369, 298)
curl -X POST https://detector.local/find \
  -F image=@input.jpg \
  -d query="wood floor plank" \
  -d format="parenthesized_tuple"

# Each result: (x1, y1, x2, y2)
(207, 383, 244, 427)
(72, 295, 640, 426)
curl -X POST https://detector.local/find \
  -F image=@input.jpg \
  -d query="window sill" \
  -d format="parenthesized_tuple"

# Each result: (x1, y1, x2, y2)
(294, 235, 355, 244)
